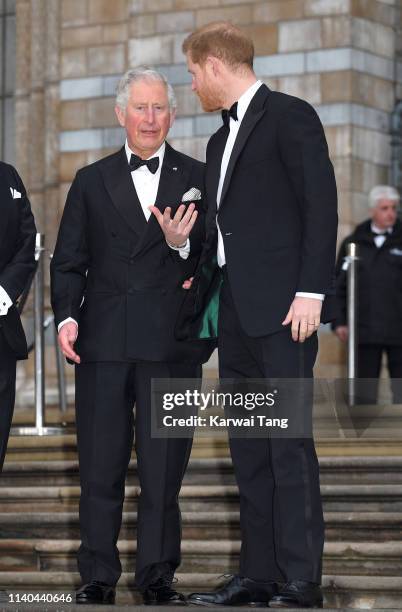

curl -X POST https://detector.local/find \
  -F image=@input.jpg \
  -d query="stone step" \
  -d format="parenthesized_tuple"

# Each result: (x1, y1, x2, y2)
(1, 538, 400, 577)
(3, 456, 402, 487)
(0, 572, 401, 609)
(5, 433, 402, 462)
(0, 511, 400, 541)
(0, 483, 401, 513)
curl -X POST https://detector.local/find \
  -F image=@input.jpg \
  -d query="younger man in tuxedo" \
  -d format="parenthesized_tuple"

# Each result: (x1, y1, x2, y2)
(0, 162, 36, 472)
(51, 68, 213, 605)
(157, 23, 338, 608)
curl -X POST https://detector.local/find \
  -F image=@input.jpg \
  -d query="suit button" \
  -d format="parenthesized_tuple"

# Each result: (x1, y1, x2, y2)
(129, 258, 134, 264)
(128, 289, 134, 295)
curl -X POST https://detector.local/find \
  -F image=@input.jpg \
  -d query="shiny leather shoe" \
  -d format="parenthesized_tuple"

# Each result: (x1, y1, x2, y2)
(143, 575, 187, 606)
(188, 574, 277, 606)
(269, 581, 323, 608)
(76, 580, 116, 605)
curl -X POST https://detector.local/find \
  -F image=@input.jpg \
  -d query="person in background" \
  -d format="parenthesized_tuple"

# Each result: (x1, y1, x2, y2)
(0, 161, 36, 472)
(333, 185, 402, 404)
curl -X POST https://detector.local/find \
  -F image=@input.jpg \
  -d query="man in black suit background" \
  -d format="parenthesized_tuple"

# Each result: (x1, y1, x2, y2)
(170, 22, 337, 608)
(51, 67, 213, 606)
(333, 185, 402, 404)
(0, 162, 36, 472)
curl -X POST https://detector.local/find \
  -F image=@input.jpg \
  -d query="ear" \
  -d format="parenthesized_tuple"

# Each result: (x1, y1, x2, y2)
(115, 105, 126, 128)
(207, 56, 221, 77)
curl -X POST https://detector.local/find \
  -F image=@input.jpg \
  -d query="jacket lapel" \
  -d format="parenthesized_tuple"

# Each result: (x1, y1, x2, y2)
(206, 126, 228, 214)
(218, 84, 270, 211)
(100, 147, 147, 235)
(0, 166, 15, 245)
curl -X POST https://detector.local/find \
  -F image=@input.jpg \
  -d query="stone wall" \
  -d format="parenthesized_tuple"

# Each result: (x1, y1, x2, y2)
(15, 0, 402, 379)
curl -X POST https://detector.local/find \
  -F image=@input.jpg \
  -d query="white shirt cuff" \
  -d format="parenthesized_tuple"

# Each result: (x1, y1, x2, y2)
(295, 292, 325, 301)
(57, 317, 78, 334)
(0, 285, 13, 316)
(167, 238, 190, 260)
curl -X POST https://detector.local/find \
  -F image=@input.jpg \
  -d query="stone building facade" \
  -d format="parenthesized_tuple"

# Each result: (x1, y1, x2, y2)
(11, 0, 402, 378)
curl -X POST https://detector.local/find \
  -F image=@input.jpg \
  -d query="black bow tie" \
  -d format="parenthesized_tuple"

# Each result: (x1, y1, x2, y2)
(372, 230, 388, 237)
(129, 153, 159, 174)
(221, 102, 238, 127)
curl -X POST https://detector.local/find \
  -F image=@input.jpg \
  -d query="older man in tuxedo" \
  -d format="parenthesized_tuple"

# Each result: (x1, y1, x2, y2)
(157, 22, 337, 608)
(51, 68, 214, 606)
(0, 162, 36, 472)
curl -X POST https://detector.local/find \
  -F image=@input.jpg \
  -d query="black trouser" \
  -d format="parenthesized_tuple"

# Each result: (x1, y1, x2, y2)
(357, 344, 402, 404)
(218, 274, 324, 584)
(0, 329, 16, 472)
(75, 360, 200, 590)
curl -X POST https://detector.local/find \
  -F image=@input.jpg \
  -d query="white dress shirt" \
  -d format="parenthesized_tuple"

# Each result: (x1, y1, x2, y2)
(216, 80, 324, 301)
(125, 140, 164, 220)
(0, 286, 12, 316)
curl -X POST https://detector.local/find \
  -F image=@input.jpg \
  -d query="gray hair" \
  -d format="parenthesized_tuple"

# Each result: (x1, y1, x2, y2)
(115, 67, 177, 112)
(369, 185, 400, 208)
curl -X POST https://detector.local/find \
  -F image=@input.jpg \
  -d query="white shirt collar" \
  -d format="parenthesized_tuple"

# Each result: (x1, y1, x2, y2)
(371, 222, 393, 235)
(233, 80, 263, 124)
(125, 139, 166, 167)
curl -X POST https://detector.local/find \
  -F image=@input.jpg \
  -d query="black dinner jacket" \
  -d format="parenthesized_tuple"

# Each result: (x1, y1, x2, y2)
(179, 84, 338, 339)
(0, 162, 36, 359)
(50, 143, 215, 363)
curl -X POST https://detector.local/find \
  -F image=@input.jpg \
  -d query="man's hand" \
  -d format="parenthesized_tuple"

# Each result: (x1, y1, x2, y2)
(149, 203, 198, 247)
(182, 276, 194, 290)
(335, 325, 348, 342)
(282, 296, 322, 342)
(58, 321, 80, 364)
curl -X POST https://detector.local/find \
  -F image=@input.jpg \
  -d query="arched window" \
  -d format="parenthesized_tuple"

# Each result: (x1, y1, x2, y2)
(0, 0, 15, 163)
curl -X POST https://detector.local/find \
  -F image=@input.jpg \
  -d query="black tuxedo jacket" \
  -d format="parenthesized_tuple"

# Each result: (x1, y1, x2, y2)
(178, 85, 338, 339)
(0, 162, 36, 359)
(50, 143, 215, 363)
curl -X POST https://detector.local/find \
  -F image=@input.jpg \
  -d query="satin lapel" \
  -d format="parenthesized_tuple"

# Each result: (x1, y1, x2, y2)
(100, 147, 147, 235)
(133, 142, 191, 254)
(206, 126, 228, 214)
(1, 164, 17, 243)
(219, 84, 270, 211)
(205, 126, 228, 237)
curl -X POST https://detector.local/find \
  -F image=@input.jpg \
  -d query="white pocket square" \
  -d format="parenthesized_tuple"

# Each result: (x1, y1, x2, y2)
(10, 187, 21, 199)
(182, 187, 202, 202)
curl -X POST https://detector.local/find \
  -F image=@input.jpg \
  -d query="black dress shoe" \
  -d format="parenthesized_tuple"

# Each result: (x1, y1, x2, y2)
(76, 580, 116, 605)
(188, 575, 277, 606)
(142, 575, 187, 606)
(269, 581, 323, 608)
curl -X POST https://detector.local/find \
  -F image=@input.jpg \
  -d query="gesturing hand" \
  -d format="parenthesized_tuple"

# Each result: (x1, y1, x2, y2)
(149, 203, 198, 247)
(282, 296, 322, 343)
(58, 321, 81, 364)
(182, 276, 194, 290)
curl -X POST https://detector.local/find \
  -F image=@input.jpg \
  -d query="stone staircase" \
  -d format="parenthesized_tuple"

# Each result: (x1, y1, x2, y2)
(1, 406, 402, 608)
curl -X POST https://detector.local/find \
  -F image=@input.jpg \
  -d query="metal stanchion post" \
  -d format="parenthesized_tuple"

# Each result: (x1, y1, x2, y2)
(347, 242, 358, 406)
(34, 233, 45, 430)
(12, 235, 72, 436)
